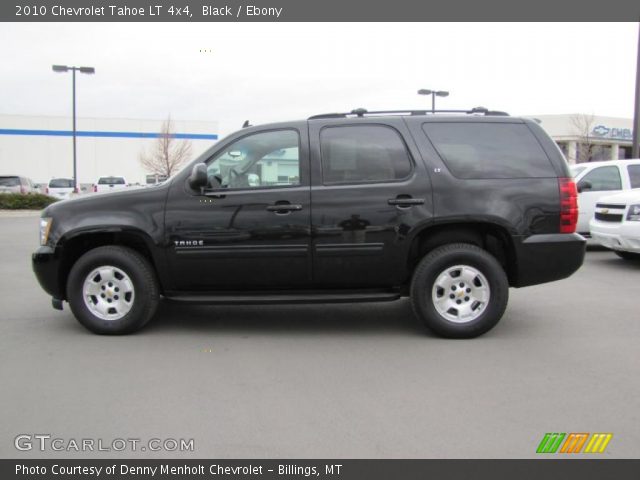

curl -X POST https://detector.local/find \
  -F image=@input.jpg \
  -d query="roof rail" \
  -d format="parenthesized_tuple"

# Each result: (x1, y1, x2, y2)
(308, 107, 509, 120)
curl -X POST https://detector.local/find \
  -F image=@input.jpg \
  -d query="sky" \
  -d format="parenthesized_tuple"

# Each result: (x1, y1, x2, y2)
(1, 22, 638, 136)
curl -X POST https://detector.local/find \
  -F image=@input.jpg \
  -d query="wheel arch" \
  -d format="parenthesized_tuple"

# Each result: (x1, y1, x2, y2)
(56, 227, 164, 300)
(406, 221, 517, 286)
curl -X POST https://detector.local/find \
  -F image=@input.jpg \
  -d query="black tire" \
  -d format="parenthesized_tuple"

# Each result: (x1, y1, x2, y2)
(614, 250, 640, 261)
(66, 246, 160, 334)
(410, 243, 509, 338)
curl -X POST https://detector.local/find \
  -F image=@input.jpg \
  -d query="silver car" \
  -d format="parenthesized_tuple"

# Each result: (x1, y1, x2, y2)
(0, 175, 38, 195)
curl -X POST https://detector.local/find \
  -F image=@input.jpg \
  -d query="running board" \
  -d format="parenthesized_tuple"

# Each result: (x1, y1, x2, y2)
(164, 290, 401, 305)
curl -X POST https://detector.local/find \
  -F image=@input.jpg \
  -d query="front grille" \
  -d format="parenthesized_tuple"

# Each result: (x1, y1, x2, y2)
(595, 212, 623, 222)
(595, 203, 625, 209)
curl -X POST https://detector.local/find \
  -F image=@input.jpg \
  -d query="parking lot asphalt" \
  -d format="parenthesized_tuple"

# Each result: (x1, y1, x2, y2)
(1, 214, 638, 459)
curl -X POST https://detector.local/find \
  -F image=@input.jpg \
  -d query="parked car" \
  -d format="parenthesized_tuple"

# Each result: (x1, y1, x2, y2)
(0, 175, 38, 195)
(94, 176, 128, 193)
(570, 159, 640, 236)
(589, 189, 640, 260)
(46, 178, 75, 200)
(32, 107, 586, 337)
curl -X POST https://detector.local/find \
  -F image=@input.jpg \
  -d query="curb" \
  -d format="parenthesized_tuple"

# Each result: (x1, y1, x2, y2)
(0, 210, 42, 218)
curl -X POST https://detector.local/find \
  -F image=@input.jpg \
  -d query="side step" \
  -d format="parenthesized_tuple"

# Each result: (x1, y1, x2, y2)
(164, 290, 401, 305)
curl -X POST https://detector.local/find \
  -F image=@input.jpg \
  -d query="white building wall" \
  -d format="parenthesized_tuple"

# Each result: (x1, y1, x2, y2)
(0, 115, 219, 185)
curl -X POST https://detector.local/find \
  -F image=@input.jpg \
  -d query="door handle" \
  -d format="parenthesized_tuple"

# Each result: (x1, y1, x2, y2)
(266, 203, 303, 214)
(388, 197, 425, 207)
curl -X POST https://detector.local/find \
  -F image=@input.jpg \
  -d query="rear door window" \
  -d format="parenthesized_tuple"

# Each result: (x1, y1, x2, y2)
(320, 125, 413, 184)
(422, 123, 555, 179)
(0, 176, 20, 186)
(627, 165, 640, 189)
(98, 177, 126, 185)
(49, 178, 74, 188)
(580, 166, 622, 192)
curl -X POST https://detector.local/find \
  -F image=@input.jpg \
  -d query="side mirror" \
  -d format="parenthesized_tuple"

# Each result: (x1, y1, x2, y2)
(188, 163, 208, 191)
(577, 180, 592, 193)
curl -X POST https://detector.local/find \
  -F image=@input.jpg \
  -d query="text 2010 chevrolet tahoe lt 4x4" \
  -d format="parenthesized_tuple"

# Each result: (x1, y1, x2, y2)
(32, 108, 586, 337)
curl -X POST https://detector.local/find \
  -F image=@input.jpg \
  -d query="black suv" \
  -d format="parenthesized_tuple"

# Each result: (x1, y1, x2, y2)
(32, 108, 585, 337)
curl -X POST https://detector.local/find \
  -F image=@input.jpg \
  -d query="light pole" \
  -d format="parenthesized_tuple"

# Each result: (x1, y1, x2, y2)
(52, 65, 95, 192)
(632, 23, 640, 159)
(418, 89, 449, 113)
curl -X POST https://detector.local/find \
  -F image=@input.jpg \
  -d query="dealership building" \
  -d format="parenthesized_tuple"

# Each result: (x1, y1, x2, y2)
(0, 114, 219, 186)
(533, 114, 634, 164)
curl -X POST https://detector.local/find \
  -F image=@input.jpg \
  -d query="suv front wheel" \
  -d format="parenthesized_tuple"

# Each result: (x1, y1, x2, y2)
(66, 246, 160, 334)
(411, 243, 508, 338)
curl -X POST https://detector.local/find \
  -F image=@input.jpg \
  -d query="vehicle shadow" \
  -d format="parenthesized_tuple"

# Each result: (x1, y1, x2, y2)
(146, 298, 428, 337)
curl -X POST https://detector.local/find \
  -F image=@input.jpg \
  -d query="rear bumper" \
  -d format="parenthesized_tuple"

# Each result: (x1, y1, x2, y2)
(32, 246, 64, 300)
(512, 233, 586, 287)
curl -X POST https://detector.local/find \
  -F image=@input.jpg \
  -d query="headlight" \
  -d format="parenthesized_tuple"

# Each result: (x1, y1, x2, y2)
(39, 217, 52, 246)
(627, 204, 640, 222)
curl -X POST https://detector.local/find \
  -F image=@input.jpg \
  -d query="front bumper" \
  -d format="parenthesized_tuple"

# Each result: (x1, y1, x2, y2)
(512, 233, 586, 287)
(32, 246, 64, 300)
(589, 219, 640, 253)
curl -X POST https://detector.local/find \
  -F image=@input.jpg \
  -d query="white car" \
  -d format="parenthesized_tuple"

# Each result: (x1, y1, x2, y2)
(93, 176, 128, 194)
(589, 189, 640, 260)
(46, 178, 75, 199)
(570, 159, 640, 235)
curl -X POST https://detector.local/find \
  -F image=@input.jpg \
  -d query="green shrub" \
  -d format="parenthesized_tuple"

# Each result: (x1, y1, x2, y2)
(0, 193, 60, 210)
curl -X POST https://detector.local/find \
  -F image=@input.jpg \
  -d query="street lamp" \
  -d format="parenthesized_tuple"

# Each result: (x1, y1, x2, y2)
(52, 64, 95, 192)
(418, 89, 449, 113)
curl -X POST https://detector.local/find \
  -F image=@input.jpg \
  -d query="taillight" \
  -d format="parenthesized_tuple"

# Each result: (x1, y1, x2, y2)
(93, 185, 97, 193)
(20, 186, 26, 194)
(45, 187, 49, 194)
(559, 177, 578, 233)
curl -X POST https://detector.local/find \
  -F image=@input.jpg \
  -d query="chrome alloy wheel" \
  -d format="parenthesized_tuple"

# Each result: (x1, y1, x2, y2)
(431, 264, 491, 323)
(82, 266, 135, 321)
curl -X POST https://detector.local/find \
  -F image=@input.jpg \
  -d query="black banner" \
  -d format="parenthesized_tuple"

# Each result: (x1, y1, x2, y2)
(2, 0, 640, 22)
(3, 460, 640, 480)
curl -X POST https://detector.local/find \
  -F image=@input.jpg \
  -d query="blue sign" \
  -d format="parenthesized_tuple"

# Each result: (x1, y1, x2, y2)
(591, 124, 632, 141)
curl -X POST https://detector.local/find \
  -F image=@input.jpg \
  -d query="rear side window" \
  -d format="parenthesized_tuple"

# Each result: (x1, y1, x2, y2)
(49, 178, 74, 188)
(627, 165, 640, 189)
(98, 177, 126, 185)
(580, 166, 621, 192)
(0, 176, 20, 186)
(422, 123, 555, 179)
(320, 125, 413, 184)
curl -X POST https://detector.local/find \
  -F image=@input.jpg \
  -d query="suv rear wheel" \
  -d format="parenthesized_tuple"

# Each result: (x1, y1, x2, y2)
(410, 243, 508, 338)
(66, 246, 159, 334)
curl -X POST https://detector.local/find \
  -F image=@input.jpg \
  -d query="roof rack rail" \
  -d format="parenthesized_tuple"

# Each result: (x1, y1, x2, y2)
(308, 107, 509, 120)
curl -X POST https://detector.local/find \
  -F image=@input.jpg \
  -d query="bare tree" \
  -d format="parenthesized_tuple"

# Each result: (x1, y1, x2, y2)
(570, 113, 597, 163)
(139, 116, 192, 178)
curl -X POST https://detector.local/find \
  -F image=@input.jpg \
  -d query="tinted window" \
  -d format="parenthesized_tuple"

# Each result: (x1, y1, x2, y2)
(320, 125, 412, 184)
(207, 129, 300, 188)
(0, 176, 20, 186)
(580, 166, 621, 192)
(422, 123, 555, 179)
(627, 165, 640, 189)
(49, 178, 74, 188)
(98, 177, 126, 185)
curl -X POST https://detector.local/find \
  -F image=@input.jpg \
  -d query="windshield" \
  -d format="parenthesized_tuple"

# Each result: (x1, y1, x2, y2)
(0, 176, 20, 186)
(49, 178, 74, 188)
(98, 177, 126, 185)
